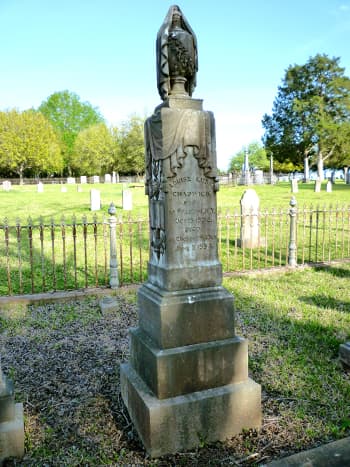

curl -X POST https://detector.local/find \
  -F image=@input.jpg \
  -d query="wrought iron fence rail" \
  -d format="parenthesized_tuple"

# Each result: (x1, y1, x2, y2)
(1, 203, 350, 296)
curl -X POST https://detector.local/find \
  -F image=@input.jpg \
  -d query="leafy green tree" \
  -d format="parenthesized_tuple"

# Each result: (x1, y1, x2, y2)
(229, 141, 269, 173)
(0, 109, 62, 183)
(117, 115, 145, 175)
(38, 90, 104, 175)
(71, 123, 115, 176)
(262, 54, 350, 180)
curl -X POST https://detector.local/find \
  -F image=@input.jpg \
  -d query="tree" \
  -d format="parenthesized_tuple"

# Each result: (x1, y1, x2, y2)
(262, 54, 350, 180)
(38, 90, 104, 175)
(229, 141, 269, 173)
(0, 109, 62, 183)
(117, 115, 145, 175)
(71, 123, 115, 176)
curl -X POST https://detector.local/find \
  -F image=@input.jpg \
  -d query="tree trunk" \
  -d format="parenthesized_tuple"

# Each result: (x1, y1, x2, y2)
(317, 152, 324, 181)
(19, 166, 24, 185)
(303, 156, 310, 182)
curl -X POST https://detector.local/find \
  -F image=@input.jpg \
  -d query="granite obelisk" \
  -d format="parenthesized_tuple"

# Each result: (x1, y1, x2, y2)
(120, 5, 261, 457)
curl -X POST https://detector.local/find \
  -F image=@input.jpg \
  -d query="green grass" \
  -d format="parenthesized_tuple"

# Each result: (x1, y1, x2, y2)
(1, 266, 349, 464)
(1, 181, 349, 223)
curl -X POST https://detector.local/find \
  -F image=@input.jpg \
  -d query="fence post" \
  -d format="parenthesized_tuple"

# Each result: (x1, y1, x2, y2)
(108, 202, 119, 289)
(288, 196, 297, 267)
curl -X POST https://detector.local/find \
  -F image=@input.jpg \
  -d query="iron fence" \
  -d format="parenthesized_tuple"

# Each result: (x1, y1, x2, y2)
(1, 202, 350, 296)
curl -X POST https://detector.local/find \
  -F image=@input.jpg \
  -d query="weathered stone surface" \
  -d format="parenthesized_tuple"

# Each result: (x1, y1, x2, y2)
(130, 329, 248, 398)
(120, 5, 261, 457)
(120, 363, 261, 458)
(339, 342, 350, 369)
(239, 189, 262, 249)
(0, 403, 24, 463)
(99, 296, 119, 314)
(138, 283, 235, 349)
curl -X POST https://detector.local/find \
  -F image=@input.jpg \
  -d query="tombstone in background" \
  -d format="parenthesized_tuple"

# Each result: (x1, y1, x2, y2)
(0, 365, 24, 463)
(120, 5, 261, 457)
(314, 179, 321, 193)
(112, 171, 117, 184)
(90, 175, 100, 184)
(239, 189, 261, 248)
(37, 182, 44, 193)
(122, 189, 132, 210)
(291, 179, 298, 193)
(80, 175, 87, 184)
(2, 181, 11, 191)
(326, 180, 332, 192)
(254, 170, 264, 185)
(90, 189, 101, 211)
(67, 177, 75, 184)
(104, 173, 112, 183)
(77, 185, 82, 193)
(61, 185, 67, 193)
(242, 148, 250, 185)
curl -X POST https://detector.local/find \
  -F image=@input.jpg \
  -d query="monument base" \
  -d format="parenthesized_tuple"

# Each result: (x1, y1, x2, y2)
(120, 363, 261, 458)
(0, 403, 24, 463)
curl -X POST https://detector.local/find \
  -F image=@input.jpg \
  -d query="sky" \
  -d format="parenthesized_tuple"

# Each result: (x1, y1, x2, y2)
(1, 0, 350, 170)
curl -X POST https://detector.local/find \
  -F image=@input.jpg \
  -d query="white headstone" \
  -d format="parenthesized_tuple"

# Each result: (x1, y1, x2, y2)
(67, 177, 75, 184)
(77, 185, 83, 192)
(104, 173, 112, 183)
(91, 175, 100, 184)
(326, 180, 332, 193)
(239, 189, 261, 248)
(122, 189, 133, 210)
(80, 175, 87, 184)
(254, 170, 264, 185)
(112, 171, 117, 183)
(314, 180, 321, 193)
(61, 185, 67, 193)
(37, 182, 44, 193)
(291, 179, 298, 193)
(90, 189, 101, 211)
(2, 180, 11, 191)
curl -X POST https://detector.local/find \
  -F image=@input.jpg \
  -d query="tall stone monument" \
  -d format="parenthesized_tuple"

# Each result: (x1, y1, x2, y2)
(120, 5, 261, 457)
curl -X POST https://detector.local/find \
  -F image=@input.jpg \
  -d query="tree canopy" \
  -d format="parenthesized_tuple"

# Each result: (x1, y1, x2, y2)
(0, 109, 62, 182)
(38, 90, 104, 174)
(262, 54, 350, 179)
(229, 141, 269, 173)
(117, 115, 145, 175)
(71, 123, 115, 176)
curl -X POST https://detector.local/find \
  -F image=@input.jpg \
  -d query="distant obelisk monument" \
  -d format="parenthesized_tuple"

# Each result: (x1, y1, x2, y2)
(120, 5, 261, 457)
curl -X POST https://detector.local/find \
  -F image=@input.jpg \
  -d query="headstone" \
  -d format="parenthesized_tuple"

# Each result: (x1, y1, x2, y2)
(67, 177, 75, 184)
(326, 180, 332, 193)
(112, 171, 117, 184)
(254, 170, 264, 185)
(91, 175, 100, 184)
(90, 189, 101, 211)
(120, 5, 261, 458)
(80, 175, 87, 184)
(239, 189, 261, 248)
(122, 189, 132, 210)
(339, 342, 350, 369)
(242, 148, 250, 185)
(314, 179, 321, 192)
(61, 185, 67, 193)
(291, 179, 298, 193)
(37, 182, 44, 193)
(0, 367, 24, 463)
(104, 173, 112, 183)
(2, 181, 11, 191)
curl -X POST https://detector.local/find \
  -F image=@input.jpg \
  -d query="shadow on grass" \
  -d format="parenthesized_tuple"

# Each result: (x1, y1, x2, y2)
(299, 294, 350, 312)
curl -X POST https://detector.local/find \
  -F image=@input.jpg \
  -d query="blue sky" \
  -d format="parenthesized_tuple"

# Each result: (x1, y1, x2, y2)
(1, 0, 350, 170)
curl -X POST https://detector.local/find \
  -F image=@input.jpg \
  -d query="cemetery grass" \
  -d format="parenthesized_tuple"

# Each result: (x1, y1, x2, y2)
(1, 181, 350, 223)
(1, 265, 350, 465)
